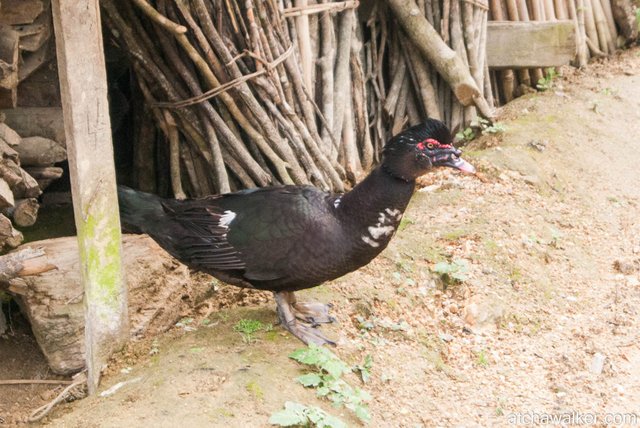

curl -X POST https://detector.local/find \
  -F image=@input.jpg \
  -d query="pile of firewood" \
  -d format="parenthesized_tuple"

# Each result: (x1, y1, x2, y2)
(0, 116, 66, 250)
(365, 0, 493, 145)
(100, 0, 491, 197)
(0, 0, 54, 108)
(102, 0, 359, 196)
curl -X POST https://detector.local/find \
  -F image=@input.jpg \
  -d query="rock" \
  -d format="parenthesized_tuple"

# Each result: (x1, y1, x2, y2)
(528, 139, 548, 152)
(523, 175, 541, 186)
(590, 352, 606, 374)
(463, 294, 506, 331)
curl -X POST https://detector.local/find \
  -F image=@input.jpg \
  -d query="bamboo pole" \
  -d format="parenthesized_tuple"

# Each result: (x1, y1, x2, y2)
(588, 0, 613, 53)
(591, 0, 616, 52)
(490, 0, 516, 103)
(598, 0, 618, 45)
(582, 0, 601, 55)
(567, 0, 589, 66)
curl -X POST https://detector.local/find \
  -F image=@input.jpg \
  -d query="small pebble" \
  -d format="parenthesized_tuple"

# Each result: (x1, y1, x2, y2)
(590, 352, 606, 375)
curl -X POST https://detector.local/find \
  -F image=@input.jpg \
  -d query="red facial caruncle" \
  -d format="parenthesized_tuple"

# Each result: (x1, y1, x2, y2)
(416, 138, 452, 151)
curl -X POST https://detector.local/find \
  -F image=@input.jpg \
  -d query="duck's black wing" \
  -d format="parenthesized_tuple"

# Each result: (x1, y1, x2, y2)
(159, 186, 335, 284)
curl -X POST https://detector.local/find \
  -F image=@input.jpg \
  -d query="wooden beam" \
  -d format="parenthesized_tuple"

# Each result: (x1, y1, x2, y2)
(486, 21, 577, 68)
(51, 0, 128, 394)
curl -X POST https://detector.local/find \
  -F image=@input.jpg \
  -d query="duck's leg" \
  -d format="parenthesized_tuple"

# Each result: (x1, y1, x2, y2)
(274, 291, 336, 346)
(291, 299, 335, 326)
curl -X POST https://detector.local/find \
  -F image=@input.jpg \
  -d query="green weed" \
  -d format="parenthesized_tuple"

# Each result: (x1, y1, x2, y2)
(233, 319, 268, 343)
(455, 117, 507, 143)
(476, 349, 489, 367)
(352, 354, 373, 384)
(269, 401, 346, 428)
(536, 67, 558, 91)
(246, 380, 264, 401)
(289, 345, 371, 423)
(433, 259, 469, 286)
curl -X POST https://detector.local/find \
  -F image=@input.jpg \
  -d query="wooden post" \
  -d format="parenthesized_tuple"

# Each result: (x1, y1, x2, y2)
(51, 0, 128, 394)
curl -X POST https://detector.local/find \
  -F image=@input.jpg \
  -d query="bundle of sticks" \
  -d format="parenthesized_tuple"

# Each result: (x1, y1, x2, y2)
(0, 0, 55, 108)
(363, 0, 492, 150)
(0, 116, 66, 251)
(101, 0, 373, 196)
(101, 0, 493, 197)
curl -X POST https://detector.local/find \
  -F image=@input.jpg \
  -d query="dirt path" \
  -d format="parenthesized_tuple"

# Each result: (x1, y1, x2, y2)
(4, 47, 640, 427)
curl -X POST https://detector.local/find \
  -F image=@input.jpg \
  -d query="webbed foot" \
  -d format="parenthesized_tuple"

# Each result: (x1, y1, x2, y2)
(292, 301, 336, 326)
(274, 291, 336, 346)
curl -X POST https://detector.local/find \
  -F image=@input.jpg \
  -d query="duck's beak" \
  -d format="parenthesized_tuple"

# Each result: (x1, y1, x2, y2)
(444, 155, 476, 174)
(432, 148, 476, 174)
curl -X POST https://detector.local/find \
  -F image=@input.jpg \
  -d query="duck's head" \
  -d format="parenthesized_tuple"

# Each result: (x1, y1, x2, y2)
(382, 119, 476, 181)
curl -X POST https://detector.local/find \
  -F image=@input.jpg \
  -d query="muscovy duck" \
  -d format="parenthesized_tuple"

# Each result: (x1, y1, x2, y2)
(118, 119, 474, 345)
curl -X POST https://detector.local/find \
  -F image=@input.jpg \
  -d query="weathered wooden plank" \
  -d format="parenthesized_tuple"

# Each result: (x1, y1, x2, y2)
(51, 0, 127, 394)
(487, 21, 577, 68)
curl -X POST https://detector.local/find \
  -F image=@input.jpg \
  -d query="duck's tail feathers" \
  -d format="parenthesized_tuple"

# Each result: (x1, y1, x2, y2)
(117, 185, 165, 233)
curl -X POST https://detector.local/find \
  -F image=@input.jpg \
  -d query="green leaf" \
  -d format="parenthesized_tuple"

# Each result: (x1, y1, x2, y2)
(322, 359, 349, 378)
(434, 261, 454, 274)
(289, 344, 326, 366)
(268, 402, 307, 426)
(316, 386, 331, 396)
(268, 411, 304, 426)
(284, 401, 309, 413)
(317, 413, 347, 428)
(305, 406, 347, 428)
(297, 373, 323, 387)
(354, 405, 372, 422)
(363, 354, 373, 368)
(357, 389, 372, 401)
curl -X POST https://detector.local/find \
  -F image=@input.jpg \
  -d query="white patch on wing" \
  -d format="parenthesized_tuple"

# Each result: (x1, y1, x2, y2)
(361, 235, 380, 247)
(385, 208, 402, 220)
(219, 210, 236, 228)
(362, 207, 402, 247)
(368, 225, 395, 239)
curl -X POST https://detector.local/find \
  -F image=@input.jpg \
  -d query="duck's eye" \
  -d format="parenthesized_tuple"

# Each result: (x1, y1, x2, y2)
(427, 143, 434, 149)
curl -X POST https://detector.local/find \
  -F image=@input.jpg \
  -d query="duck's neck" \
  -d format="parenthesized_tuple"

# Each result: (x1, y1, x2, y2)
(337, 166, 416, 223)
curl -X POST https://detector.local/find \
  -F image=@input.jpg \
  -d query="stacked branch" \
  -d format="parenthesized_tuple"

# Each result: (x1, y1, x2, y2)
(0, 116, 66, 251)
(101, 0, 380, 195)
(363, 0, 493, 152)
(0, 0, 55, 108)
